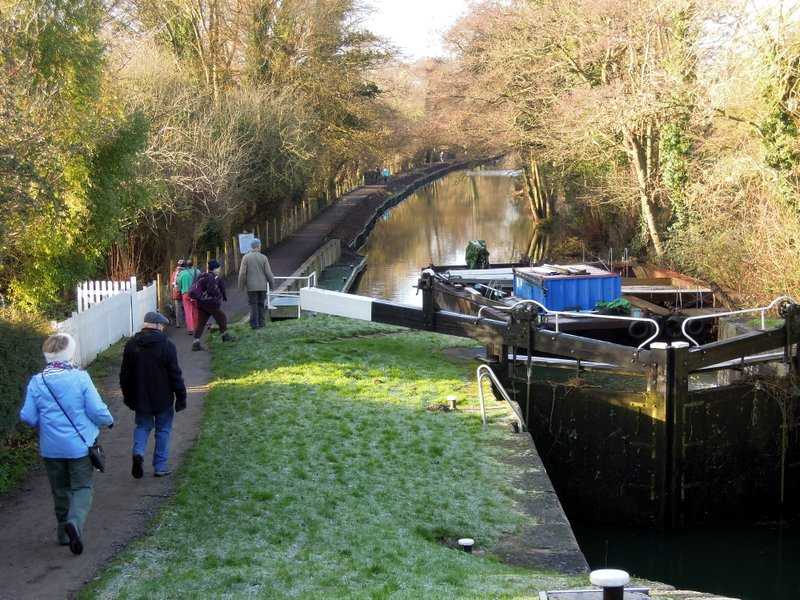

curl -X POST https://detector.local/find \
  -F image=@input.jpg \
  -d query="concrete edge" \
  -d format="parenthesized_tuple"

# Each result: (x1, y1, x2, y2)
(488, 415, 590, 575)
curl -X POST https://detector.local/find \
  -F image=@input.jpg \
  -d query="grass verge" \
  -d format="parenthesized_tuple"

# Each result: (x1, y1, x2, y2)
(83, 316, 586, 599)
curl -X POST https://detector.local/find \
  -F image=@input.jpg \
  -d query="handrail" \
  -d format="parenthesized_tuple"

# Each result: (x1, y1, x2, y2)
(476, 365, 526, 431)
(477, 299, 661, 350)
(267, 272, 317, 319)
(474, 282, 506, 299)
(680, 295, 797, 347)
(273, 273, 317, 287)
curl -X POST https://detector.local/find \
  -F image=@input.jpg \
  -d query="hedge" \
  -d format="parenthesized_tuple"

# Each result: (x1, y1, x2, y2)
(0, 311, 47, 438)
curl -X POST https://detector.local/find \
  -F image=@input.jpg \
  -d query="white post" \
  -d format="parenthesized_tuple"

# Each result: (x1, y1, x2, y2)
(128, 277, 137, 336)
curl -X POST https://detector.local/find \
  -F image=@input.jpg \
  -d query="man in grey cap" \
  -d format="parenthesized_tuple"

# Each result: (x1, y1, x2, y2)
(120, 311, 187, 478)
(238, 238, 275, 329)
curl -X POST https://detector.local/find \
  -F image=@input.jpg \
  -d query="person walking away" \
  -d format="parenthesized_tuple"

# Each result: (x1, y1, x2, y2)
(120, 311, 186, 478)
(190, 259, 234, 351)
(171, 259, 186, 328)
(382, 166, 390, 183)
(177, 259, 200, 335)
(19, 333, 114, 555)
(238, 238, 275, 329)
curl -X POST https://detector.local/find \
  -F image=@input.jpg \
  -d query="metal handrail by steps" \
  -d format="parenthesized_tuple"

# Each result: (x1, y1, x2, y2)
(476, 365, 526, 432)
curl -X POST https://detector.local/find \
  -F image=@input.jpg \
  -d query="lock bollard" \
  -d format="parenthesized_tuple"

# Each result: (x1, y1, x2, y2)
(589, 569, 629, 600)
(457, 538, 474, 553)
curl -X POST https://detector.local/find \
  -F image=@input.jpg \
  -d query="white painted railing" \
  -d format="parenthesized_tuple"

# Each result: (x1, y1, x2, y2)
(680, 295, 797, 347)
(55, 279, 157, 367)
(267, 273, 317, 319)
(77, 277, 137, 313)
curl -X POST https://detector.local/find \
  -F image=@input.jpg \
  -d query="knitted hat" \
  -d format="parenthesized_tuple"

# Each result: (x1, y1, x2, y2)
(43, 333, 77, 364)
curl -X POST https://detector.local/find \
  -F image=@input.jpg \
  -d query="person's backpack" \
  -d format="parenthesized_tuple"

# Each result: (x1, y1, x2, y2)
(189, 272, 219, 303)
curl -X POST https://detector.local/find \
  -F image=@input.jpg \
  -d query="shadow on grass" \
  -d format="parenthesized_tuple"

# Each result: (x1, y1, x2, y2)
(82, 316, 587, 599)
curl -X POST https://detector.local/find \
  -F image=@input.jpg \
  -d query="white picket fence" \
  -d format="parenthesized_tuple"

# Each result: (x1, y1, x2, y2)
(77, 277, 137, 313)
(54, 279, 157, 367)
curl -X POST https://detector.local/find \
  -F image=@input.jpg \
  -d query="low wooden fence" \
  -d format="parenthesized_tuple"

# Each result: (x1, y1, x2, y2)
(77, 277, 137, 313)
(55, 280, 157, 367)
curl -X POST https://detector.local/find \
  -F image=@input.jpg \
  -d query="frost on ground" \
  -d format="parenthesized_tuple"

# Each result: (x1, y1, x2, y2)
(83, 316, 586, 599)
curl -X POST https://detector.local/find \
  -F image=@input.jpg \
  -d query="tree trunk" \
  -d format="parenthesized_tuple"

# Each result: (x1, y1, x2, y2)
(522, 157, 553, 223)
(527, 224, 550, 263)
(624, 128, 665, 256)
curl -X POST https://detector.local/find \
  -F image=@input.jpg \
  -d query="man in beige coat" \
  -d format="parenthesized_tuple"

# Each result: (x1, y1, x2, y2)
(238, 239, 276, 329)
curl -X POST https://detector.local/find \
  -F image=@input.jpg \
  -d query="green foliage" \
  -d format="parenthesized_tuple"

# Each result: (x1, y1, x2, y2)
(0, 428, 39, 495)
(5, 112, 151, 314)
(760, 107, 799, 172)
(0, 310, 46, 438)
(465, 240, 490, 269)
(0, 0, 143, 314)
(195, 218, 226, 253)
(0, 309, 47, 492)
(595, 298, 632, 315)
(86, 111, 151, 248)
(660, 114, 692, 230)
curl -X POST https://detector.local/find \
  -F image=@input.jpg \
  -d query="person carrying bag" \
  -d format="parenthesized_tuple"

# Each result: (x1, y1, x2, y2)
(40, 375, 106, 473)
(19, 333, 114, 555)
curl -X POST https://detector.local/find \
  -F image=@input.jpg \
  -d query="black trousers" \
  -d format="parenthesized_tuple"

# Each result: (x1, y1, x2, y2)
(194, 305, 227, 339)
(248, 291, 266, 328)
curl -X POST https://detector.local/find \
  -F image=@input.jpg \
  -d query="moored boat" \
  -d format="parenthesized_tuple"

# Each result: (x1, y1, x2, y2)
(427, 257, 724, 346)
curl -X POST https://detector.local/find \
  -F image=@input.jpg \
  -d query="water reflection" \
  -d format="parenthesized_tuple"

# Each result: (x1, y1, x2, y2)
(355, 172, 532, 305)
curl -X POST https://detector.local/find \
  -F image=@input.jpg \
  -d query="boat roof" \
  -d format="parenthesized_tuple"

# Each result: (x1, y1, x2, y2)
(515, 264, 613, 279)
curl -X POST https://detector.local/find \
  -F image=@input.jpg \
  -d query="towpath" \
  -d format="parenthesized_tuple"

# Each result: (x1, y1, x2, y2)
(0, 287, 249, 600)
(0, 162, 465, 599)
(264, 161, 464, 275)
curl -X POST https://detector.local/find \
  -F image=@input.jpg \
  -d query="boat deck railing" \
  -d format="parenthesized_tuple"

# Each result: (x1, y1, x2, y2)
(477, 365, 526, 431)
(681, 295, 796, 346)
(477, 299, 661, 350)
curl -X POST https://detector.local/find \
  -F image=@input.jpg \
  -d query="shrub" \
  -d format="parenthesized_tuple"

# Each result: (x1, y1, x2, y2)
(0, 310, 47, 438)
(0, 310, 48, 492)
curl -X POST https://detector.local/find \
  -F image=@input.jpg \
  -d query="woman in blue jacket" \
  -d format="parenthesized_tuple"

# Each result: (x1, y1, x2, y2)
(19, 333, 114, 555)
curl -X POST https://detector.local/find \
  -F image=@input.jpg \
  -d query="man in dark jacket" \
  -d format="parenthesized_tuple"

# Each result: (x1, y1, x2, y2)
(191, 259, 234, 351)
(120, 311, 187, 478)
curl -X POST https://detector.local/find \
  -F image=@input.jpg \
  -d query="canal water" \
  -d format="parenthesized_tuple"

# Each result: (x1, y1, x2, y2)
(354, 169, 800, 600)
(355, 171, 533, 304)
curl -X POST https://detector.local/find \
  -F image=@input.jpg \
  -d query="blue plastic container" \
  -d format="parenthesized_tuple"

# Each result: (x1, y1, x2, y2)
(513, 265, 621, 311)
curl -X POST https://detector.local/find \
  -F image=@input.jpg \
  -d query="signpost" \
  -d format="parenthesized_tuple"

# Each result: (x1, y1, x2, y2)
(238, 232, 255, 255)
